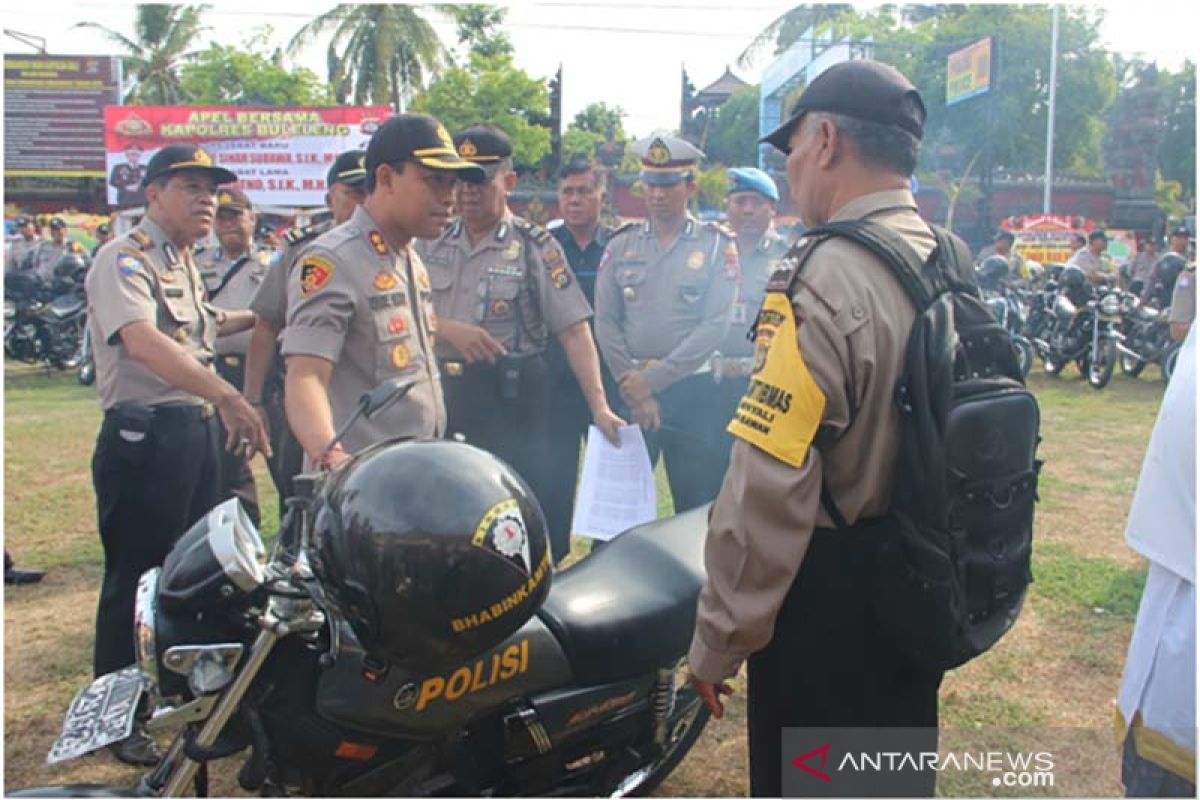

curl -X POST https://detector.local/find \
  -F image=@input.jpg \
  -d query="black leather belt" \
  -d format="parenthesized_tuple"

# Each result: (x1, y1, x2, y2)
(106, 404, 214, 421)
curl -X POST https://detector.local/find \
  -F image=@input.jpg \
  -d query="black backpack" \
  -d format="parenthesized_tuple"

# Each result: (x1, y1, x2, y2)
(800, 219, 1041, 672)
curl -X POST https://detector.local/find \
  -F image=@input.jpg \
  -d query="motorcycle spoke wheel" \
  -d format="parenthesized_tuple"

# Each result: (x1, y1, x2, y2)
(1087, 340, 1117, 390)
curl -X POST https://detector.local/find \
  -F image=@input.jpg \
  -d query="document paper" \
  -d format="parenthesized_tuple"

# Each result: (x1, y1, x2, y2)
(571, 425, 658, 541)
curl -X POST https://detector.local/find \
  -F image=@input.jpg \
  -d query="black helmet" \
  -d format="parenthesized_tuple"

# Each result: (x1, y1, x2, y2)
(54, 252, 87, 279)
(311, 440, 552, 673)
(1059, 264, 1087, 290)
(977, 255, 1010, 290)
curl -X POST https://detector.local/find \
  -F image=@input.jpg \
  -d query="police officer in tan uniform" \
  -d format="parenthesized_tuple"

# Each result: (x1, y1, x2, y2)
(594, 135, 739, 514)
(198, 187, 274, 523)
(283, 115, 480, 470)
(30, 217, 85, 282)
(709, 167, 790, 478)
(6, 216, 40, 271)
(686, 61, 945, 797)
(1067, 229, 1116, 286)
(86, 143, 266, 765)
(1169, 259, 1195, 342)
(244, 149, 366, 506)
(418, 125, 623, 562)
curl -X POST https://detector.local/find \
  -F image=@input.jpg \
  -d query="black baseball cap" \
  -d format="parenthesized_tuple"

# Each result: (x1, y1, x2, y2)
(1088, 230, 1108, 242)
(14, 216, 31, 227)
(761, 59, 926, 154)
(49, 217, 66, 230)
(994, 230, 1015, 243)
(365, 114, 485, 183)
(453, 125, 514, 166)
(216, 186, 253, 212)
(97, 222, 112, 235)
(327, 149, 367, 187)
(140, 143, 237, 188)
(1171, 227, 1191, 238)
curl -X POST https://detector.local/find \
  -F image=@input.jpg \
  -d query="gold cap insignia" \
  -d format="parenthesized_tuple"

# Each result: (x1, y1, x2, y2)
(436, 125, 454, 150)
(192, 148, 213, 167)
(458, 139, 478, 158)
(647, 138, 671, 166)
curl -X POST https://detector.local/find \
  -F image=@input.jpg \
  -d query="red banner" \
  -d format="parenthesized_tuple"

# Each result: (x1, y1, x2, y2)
(103, 105, 390, 208)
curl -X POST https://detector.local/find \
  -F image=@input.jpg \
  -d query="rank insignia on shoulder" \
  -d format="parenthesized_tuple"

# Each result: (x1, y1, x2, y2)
(299, 255, 335, 296)
(129, 230, 152, 250)
(284, 225, 314, 246)
(369, 231, 389, 256)
(543, 245, 564, 269)
(705, 220, 737, 239)
(116, 250, 144, 277)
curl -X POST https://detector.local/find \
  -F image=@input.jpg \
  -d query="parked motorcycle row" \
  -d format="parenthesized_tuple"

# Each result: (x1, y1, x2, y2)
(4, 253, 94, 385)
(978, 261, 1180, 390)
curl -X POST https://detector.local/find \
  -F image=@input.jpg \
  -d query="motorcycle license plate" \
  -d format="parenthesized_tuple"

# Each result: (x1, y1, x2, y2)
(47, 667, 148, 765)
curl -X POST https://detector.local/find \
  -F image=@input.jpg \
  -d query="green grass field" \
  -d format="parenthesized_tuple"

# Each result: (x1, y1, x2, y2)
(3, 361, 1169, 795)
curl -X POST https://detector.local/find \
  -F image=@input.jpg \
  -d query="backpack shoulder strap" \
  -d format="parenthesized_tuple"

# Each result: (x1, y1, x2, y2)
(805, 219, 936, 309)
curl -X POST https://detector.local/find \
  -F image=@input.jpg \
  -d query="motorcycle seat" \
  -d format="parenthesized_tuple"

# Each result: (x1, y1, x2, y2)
(47, 295, 84, 319)
(536, 504, 709, 685)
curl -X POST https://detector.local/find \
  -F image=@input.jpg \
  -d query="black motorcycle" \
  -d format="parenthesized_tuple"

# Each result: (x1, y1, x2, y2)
(976, 256, 1034, 378)
(1033, 265, 1121, 390)
(17, 380, 711, 798)
(4, 255, 88, 371)
(1115, 291, 1179, 385)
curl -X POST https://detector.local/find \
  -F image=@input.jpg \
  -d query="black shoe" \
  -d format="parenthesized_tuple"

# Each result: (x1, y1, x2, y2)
(4, 566, 45, 585)
(108, 726, 162, 767)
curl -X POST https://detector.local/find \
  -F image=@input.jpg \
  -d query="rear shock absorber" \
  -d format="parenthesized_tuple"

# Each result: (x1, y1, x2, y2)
(650, 665, 677, 747)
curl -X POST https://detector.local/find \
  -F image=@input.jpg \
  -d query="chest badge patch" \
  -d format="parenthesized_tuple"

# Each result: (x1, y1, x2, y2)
(299, 256, 335, 296)
(390, 343, 411, 369)
(375, 270, 399, 291)
(502, 240, 521, 261)
(687, 251, 705, 270)
(550, 267, 572, 289)
(388, 316, 408, 336)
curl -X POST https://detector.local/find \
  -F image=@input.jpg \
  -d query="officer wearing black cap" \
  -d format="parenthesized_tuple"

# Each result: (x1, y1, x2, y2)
(416, 124, 624, 562)
(30, 216, 86, 283)
(283, 115, 477, 470)
(594, 134, 739, 515)
(1143, 227, 1192, 309)
(687, 59, 950, 796)
(92, 221, 114, 259)
(86, 142, 268, 765)
(6, 215, 40, 271)
(243, 149, 367, 508)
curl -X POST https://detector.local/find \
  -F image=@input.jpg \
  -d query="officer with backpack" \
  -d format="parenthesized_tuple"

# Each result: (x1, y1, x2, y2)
(687, 60, 1039, 798)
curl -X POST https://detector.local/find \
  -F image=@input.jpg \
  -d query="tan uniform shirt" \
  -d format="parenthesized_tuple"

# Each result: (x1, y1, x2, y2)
(688, 189, 934, 683)
(5, 236, 39, 271)
(1169, 265, 1196, 325)
(594, 216, 740, 393)
(717, 228, 790, 359)
(30, 239, 81, 282)
(1067, 247, 1116, 284)
(205, 246, 273, 356)
(416, 213, 592, 360)
(281, 205, 444, 454)
(1129, 251, 1158, 285)
(251, 221, 333, 331)
(85, 217, 217, 411)
(196, 246, 235, 296)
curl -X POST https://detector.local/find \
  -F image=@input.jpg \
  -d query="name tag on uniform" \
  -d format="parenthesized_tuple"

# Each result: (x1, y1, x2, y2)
(164, 287, 184, 298)
(369, 291, 407, 311)
(487, 265, 524, 278)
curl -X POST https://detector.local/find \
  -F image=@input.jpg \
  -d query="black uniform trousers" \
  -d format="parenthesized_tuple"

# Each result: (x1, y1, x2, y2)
(261, 353, 304, 517)
(215, 356, 260, 526)
(640, 373, 732, 514)
(746, 525, 944, 798)
(442, 355, 554, 546)
(92, 405, 220, 677)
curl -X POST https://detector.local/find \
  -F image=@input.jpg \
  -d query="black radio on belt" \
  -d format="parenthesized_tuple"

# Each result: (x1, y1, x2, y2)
(499, 354, 522, 400)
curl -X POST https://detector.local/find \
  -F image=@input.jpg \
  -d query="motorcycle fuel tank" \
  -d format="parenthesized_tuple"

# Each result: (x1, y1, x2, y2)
(316, 615, 572, 739)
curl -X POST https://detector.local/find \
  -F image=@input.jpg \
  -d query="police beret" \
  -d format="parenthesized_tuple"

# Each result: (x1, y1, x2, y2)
(632, 135, 704, 186)
(726, 167, 779, 202)
(454, 125, 514, 166)
(327, 149, 367, 187)
(761, 59, 926, 154)
(141, 143, 237, 188)
(366, 114, 485, 183)
(216, 186, 252, 212)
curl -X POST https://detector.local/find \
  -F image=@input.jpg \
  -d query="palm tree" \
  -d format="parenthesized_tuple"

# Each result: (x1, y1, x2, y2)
(288, 5, 447, 112)
(76, 4, 209, 104)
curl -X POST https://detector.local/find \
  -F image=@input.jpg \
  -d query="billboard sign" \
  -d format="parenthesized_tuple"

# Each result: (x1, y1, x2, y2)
(946, 37, 993, 106)
(103, 105, 390, 208)
(4, 54, 121, 177)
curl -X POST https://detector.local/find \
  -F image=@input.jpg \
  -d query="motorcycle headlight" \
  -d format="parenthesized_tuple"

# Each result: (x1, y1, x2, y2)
(1054, 295, 1077, 321)
(1099, 293, 1121, 317)
(4, 301, 15, 320)
(27, 300, 45, 314)
(134, 568, 161, 690)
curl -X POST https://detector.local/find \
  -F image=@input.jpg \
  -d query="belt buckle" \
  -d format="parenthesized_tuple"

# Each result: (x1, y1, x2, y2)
(201, 404, 214, 419)
(444, 361, 464, 377)
(223, 355, 241, 367)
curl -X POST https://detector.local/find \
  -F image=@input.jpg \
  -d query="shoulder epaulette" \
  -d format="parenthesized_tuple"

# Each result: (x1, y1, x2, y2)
(513, 217, 552, 246)
(284, 224, 319, 247)
(129, 230, 152, 250)
(765, 236, 822, 293)
(602, 221, 638, 245)
(704, 220, 738, 240)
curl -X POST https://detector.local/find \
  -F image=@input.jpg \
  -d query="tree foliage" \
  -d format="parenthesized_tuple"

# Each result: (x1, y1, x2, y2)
(440, 4, 513, 59)
(561, 102, 627, 162)
(704, 86, 760, 167)
(414, 52, 551, 170)
(1158, 60, 1196, 202)
(289, 4, 445, 111)
(76, 4, 208, 104)
(179, 39, 331, 105)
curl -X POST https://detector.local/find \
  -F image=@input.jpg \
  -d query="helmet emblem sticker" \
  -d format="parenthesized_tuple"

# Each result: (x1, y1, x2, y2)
(473, 498, 532, 574)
